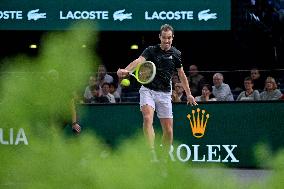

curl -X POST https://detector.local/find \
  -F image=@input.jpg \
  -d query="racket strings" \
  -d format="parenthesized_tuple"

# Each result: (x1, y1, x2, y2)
(138, 63, 154, 82)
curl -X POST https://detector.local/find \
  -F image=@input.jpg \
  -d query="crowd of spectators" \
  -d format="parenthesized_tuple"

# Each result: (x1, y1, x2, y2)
(78, 64, 284, 104)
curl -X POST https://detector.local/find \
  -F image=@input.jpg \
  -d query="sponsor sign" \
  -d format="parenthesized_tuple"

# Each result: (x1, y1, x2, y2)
(170, 108, 239, 163)
(0, 0, 230, 31)
(0, 128, 28, 145)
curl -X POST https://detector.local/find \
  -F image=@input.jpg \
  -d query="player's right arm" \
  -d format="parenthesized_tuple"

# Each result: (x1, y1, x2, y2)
(117, 56, 146, 78)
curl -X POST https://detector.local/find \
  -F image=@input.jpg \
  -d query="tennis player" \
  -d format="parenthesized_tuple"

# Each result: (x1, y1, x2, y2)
(117, 24, 197, 161)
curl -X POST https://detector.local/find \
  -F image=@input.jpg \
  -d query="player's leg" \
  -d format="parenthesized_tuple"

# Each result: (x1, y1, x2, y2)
(141, 105, 155, 149)
(160, 118, 174, 162)
(139, 86, 156, 149)
(139, 86, 157, 161)
(160, 118, 173, 147)
(155, 91, 173, 158)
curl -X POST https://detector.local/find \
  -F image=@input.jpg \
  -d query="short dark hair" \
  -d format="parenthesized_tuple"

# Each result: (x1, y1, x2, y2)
(109, 82, 117, 89)
(202, 84, 213, 92)
(101, 82, 110, 88)
(90, 84, 100, 91)
(244, 76, 254, 84)
(160, 24, 174, 35)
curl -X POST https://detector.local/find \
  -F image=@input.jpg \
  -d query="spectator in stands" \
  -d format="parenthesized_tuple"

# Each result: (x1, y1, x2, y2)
(250, 68, 265, 91)
(115, 77, 122, 96)
(187, 65, 206, 96)
(172, 82, 187, 102)
(195, 84, 216, 102)
(109, 82, 121, 102)
(171, 72, 180, 89)
(101, 82, 116, 103)
(212, 73, 234, 101)
(84, 75, 98, 102)
(260, 76, 282, 100)
(85, 84, 110, 103)
(97, 64, 114, 87)
(237, 76, 260, 101)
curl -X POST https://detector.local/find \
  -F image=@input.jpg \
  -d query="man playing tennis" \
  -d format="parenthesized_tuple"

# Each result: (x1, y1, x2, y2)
(117, 24, 197, 161)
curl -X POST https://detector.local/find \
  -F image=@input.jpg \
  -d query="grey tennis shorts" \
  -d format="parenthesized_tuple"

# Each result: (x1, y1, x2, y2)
(139, 86, 173, 118)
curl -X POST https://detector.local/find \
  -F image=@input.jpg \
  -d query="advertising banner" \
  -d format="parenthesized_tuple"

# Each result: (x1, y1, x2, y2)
(75, 102, 284, 168)
(0, 0, 231, 31)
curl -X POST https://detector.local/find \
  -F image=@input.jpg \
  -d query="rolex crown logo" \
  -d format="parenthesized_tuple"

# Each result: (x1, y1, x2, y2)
(187, 108, 210, 138)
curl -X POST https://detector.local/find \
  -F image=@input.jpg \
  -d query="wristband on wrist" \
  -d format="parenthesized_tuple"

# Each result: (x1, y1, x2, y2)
(72, 122, 77, 126)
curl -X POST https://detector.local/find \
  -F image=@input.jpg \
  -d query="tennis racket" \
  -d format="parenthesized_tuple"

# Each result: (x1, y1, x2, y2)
(129, 61, 156, 84)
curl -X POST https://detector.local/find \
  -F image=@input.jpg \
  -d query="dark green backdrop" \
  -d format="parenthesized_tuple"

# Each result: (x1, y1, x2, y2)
(74, 101, 284, 168)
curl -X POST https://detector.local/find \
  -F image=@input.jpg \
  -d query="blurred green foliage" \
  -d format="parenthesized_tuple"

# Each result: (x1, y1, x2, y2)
(0, 23, 283, 189)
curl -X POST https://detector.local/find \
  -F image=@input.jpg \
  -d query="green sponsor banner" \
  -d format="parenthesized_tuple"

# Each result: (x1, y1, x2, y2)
(0, 0, 231, 31)
(74, 102, 284, 168)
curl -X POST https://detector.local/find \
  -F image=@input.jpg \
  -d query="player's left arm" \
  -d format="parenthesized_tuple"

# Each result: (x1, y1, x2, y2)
(177, 67, 198, 106)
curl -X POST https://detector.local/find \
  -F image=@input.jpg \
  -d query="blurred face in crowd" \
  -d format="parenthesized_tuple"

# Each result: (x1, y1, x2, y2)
(265, 81, 273, 91)
(265, 77, 276, 91)
(213, 74, 223, 87)
(172, 74, 179, 85)
(102, 83, 110, 95)
(89, 76, 97, 86)
(244, 79, 254, 91)
(250, 69, 260, 80)
(159, 29, 173, 51)
(91, 88, 99, 97)
(201, 86, 211, 97)
(109, 84, 116, 94)
(174, 83, 184, 95)
(189, 65, 198, 76)
(98, 65, 107, 78)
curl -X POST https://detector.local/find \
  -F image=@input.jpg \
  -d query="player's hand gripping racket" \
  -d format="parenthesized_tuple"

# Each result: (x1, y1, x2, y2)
(129, 61, 156, 84)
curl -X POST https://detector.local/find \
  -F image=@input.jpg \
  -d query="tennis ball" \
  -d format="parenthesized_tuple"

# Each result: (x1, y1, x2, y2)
(121, 79, 130, 87)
